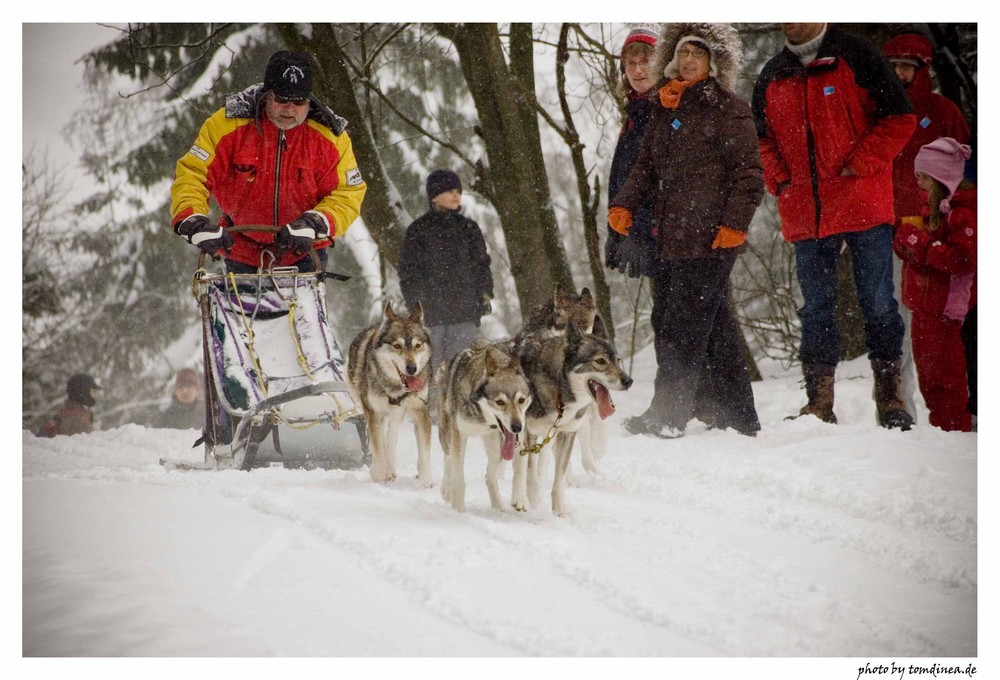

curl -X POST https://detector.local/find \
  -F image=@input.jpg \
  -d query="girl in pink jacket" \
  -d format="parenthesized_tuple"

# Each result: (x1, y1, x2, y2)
(893, 137, 976, 431)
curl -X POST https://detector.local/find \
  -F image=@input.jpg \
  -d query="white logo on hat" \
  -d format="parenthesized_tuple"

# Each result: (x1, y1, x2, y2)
(283, 66, 306, 83)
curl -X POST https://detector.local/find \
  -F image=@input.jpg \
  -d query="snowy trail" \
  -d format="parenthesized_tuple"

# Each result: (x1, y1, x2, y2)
(24, 394, 977, 657)
(22, 358, 979, 658)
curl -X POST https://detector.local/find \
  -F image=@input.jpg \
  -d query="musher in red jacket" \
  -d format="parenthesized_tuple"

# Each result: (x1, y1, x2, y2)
(752, 24, 916, 429)
(171, 51, 367, 272)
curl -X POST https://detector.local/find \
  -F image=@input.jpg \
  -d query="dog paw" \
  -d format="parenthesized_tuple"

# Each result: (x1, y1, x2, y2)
(450, 498, 466, 513)
(416, 474, 435, 489)
(370, 468, 396, 484)
(511, 494, 528, 512)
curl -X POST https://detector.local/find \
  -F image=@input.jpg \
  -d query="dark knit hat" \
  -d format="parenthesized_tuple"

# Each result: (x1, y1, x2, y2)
(67, 373, 100, 407)
(426, 169, 462, 201)
(174, 368, 201, 390)
(263, 51, 313, 100)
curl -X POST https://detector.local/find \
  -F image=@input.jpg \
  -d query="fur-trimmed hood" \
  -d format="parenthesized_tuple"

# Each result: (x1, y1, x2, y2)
(225, 83, 348, 136)
(652, 23, 744, 92)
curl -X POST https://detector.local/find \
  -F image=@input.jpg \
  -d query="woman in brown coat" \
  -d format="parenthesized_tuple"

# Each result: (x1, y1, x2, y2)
(609, 23, 764, 438)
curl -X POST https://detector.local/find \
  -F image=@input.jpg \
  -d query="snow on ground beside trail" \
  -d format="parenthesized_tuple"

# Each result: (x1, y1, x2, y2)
(20, 348, 985, 678)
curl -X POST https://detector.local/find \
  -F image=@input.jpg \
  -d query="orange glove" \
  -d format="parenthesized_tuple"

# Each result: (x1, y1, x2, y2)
(608, 207, 633, 235)
(711, 226, 747, 249)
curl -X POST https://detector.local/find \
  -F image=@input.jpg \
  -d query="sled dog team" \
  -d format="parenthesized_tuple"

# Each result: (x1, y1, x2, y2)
(347, 288, 632, 517)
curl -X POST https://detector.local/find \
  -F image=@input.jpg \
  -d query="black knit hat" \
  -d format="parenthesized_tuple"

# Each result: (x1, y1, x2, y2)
(263, 51, 313, 100)
(426, 169, 462, 201)
(67, 373, 100, 407)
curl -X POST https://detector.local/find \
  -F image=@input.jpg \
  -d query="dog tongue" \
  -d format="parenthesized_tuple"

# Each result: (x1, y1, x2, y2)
(500, 429, 516, 461)
(401, 374, 425, 391)
(592, 381, 615, 419)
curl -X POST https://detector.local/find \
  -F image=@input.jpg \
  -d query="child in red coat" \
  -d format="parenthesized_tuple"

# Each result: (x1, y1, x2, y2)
(893, 137, 976, 431)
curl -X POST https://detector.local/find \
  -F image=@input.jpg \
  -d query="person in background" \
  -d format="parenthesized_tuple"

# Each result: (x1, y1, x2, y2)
(171, 50, 366, 273)
(883, 32, 971, 422)
(398, 169, 494, 372)
(893, 138, 976, 431)
(605, 23, 661, 280)
(36, 373, 101, 437)
(609, 23, 763, 438)
(752, 23, 916, 429)
(158, 368, 205, 430)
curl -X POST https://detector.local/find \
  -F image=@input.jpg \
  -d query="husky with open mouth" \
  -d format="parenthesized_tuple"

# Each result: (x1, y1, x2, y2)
(517, 323, 632, 516)
(519, 286, 610, 482)
(348, 301, 433, 484)
(438, 339, 533, 512)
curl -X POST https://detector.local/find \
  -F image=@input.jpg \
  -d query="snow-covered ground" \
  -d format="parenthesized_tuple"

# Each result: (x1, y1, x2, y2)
(21, 347, 984, 676)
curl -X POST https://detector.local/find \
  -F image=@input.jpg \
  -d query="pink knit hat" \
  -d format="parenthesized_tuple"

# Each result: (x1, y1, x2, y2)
(914, 137, 972, 210)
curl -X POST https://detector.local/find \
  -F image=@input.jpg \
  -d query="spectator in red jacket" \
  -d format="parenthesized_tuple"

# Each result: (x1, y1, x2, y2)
(883, 34, 970, 222)
(882, 33, 971, 423)
(752, 24, 916, 429)
(893, 138, 976, 431)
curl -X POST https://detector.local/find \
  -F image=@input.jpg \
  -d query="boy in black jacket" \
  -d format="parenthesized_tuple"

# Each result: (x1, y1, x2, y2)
(399, 170, 493, 371)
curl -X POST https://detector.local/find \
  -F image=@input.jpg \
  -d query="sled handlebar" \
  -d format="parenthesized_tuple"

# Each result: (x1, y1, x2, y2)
(197, 224, 323, 273)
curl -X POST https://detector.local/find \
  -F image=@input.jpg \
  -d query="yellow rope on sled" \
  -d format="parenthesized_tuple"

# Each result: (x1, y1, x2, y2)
(227, 271, 268, 397)
(286, 295, 316, 382)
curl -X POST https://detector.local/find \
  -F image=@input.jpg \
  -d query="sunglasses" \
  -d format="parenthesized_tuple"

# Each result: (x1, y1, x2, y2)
(272, 94, 309, 106)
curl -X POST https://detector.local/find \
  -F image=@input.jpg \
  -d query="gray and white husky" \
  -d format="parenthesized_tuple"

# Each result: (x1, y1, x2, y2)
(348, 301, 433, 485)
(438, 339, 533, 513)
(517, 322, 632, 516)
(521, 286, 610, 480)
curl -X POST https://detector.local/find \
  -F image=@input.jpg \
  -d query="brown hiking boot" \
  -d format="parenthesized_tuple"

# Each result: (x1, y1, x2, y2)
(788, 362, 837, 424)
(872, 358, 914, 431)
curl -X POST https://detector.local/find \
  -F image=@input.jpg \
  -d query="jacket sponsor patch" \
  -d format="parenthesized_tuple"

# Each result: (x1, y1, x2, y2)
(346, 167, 363, 186)
(189, 144, 210, 162)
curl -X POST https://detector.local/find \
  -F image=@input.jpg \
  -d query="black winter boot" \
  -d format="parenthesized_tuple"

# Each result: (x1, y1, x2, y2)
(872, 358, 914, 431)
(788, 362, 837, 424)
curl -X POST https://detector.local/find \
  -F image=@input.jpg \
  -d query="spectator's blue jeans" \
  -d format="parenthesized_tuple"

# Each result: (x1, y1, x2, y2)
(793, 223, 904, 367)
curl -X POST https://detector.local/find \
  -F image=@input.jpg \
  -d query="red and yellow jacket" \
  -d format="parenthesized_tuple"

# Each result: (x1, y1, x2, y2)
(752, 26, 916, 242)
(171, 85, 367, 267)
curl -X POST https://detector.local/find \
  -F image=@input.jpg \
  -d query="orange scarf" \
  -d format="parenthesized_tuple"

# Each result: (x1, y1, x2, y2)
(658, 75, 709, 109)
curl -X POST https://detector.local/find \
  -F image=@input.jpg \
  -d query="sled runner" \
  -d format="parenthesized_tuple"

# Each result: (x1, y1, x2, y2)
(160, 226, 368, 472)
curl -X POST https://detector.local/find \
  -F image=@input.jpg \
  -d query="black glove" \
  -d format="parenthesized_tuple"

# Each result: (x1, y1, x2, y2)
(276, 212, 329, 254)
(615, 236, 656, 278)
(175, 215, 233, 255)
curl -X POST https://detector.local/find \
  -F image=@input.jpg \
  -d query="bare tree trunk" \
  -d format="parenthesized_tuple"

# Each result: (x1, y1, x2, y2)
(435, 22, 574, 319)
(280, 24, 409, 265)
(554, 24, 614, 337)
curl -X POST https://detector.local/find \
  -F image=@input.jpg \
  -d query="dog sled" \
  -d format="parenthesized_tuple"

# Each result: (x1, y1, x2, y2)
(160, 226, 368, 472)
